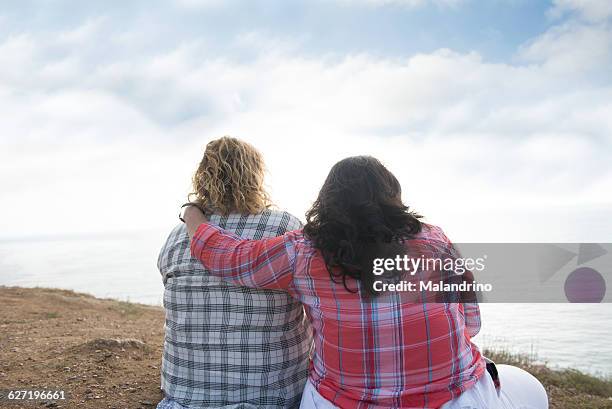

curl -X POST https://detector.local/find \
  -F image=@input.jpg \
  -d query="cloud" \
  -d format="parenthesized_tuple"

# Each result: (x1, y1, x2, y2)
(519, 20, 612, 78)
(56, 17, 107, 45)
(0, 1, 610, 241)
(549, 0, 612, 22)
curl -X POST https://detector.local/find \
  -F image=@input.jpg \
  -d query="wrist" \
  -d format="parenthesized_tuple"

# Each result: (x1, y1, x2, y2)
(179, 202, 205, 223)
(181, 203, 209, 238)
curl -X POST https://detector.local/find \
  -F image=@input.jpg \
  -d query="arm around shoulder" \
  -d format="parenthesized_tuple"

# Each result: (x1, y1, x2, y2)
(189, 216, 299, 291)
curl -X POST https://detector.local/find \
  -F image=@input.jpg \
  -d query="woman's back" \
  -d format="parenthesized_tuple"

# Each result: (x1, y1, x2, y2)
(290, 223, 485, 409)
(159, 210, 313, 408)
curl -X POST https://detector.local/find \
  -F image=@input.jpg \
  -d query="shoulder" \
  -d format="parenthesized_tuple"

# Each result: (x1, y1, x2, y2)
(417, 222, 452, 243)
(163, 223, 188, 246)
(157, 223, 191, 273)
(261, 208, 304, 231)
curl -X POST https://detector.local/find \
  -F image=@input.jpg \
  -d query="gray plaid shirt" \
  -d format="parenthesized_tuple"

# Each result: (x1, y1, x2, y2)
(158, 209, 313, 409)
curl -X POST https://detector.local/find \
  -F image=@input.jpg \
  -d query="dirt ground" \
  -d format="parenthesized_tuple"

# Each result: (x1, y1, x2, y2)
(0, 287, 165, 409)
(1, 286, 611, 409)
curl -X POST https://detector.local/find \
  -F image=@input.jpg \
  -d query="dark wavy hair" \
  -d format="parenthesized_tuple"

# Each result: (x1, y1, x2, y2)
(303, 156, 423, 295)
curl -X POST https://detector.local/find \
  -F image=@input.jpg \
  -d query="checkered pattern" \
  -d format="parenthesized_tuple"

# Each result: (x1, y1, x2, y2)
(158, 209, 313, 409)
(157, 397, 188, 409)
(191, 223, 486, 409)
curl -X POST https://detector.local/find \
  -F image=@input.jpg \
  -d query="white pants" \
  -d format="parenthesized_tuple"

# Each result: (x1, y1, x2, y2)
(300, 365, 548, 409)
(440, 365, 548, 409)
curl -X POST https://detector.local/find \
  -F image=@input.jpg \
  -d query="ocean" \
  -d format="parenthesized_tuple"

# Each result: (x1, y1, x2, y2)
(1, 230, 611, 377)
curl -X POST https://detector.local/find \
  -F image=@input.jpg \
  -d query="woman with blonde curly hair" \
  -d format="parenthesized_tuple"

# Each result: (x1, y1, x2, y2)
(190, 136, 271, 215)
(157, 136, 312, 409)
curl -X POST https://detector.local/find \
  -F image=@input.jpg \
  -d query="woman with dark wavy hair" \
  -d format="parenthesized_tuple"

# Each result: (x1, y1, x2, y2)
(182, 156, 548, 409)
(303, 156, 422, 296)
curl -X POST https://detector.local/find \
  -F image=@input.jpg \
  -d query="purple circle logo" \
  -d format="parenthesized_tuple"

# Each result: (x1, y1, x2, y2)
(564, 267, 606, 303)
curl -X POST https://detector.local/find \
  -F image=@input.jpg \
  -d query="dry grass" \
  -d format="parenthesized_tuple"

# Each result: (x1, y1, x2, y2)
(485, 349, 612, 409)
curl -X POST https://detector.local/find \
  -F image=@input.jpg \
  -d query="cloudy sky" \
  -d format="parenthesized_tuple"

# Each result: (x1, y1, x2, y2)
(1, 0, 611, 242)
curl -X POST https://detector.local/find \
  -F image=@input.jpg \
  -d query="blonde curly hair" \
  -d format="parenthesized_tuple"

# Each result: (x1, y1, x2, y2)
(189, 136, 271, 215)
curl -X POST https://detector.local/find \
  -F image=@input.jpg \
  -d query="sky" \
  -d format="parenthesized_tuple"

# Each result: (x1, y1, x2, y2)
(1, 0, 611, 242)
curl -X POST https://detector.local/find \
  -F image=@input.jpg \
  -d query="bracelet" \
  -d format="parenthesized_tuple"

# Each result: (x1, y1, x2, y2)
(178, 202, 205, 223)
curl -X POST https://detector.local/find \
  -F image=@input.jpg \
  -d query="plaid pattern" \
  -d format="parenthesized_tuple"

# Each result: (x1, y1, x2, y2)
(157, 397, 188, 409)
(191, 223, 486, 409)
(158, 209, 313, 409)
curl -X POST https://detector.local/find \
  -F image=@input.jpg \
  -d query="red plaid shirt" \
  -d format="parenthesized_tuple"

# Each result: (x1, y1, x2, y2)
(191, 222, 485, 409)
